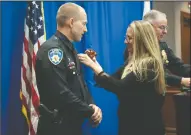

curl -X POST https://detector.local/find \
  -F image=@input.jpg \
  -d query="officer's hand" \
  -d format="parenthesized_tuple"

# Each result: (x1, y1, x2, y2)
(89, 104, 102, 127)
(181, 77, 190, 87)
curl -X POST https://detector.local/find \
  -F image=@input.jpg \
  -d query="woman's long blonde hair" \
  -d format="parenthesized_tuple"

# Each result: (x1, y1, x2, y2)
(122, 21, 165, 94)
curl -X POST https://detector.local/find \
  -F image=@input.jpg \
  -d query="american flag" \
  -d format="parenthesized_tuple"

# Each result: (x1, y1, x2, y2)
(20, 1, 46, 135)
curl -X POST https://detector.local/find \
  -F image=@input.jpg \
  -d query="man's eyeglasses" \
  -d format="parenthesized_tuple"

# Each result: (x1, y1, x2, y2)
(158, 25, 168, 31)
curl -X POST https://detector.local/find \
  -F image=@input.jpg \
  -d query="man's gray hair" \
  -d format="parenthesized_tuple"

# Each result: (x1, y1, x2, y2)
(143, 10, 167, 23)
(56, 2, 84, 27)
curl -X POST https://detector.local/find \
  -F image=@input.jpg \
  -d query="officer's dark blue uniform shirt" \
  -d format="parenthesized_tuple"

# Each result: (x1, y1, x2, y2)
(35, 31, 94, 135)
(159, 41, 190, 86)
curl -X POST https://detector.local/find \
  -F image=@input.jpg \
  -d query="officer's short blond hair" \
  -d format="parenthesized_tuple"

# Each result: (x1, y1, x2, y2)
(56, 2, 85, 27)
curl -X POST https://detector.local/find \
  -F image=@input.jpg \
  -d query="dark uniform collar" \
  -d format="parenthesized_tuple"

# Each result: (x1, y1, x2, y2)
(55, 30, 74, 51)
(159, 41, 167, 45)
(159, 41, 167, 51)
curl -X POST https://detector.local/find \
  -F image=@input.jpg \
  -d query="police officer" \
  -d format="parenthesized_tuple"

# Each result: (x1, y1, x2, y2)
(35, 3, 102, 135)
(144, 10, 190, 88)
(124, 10, 190, 88)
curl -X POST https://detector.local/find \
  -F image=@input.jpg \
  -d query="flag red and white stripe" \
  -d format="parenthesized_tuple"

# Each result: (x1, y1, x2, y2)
(20, 1, 46, 135)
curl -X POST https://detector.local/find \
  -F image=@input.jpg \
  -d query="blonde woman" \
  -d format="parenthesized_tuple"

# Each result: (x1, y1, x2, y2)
(78, 21, 166, 135)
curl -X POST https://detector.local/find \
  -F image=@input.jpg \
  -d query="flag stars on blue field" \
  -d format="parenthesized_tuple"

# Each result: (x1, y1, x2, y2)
(35, 4, 39, 9)
(37, 25, 42, 29)
(30, 27, 33, 31)
(39, 16, 43, 21)
(32, 1, 36, 5)
(33, 29, 37, 35)
(26, 1, 44, 44)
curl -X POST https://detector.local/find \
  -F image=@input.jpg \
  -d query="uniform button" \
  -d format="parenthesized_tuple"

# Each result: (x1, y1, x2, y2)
(73, 72, 76, 74)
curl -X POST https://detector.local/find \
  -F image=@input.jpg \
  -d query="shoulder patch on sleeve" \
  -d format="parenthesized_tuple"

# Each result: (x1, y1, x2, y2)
(48, 48, 63, 65)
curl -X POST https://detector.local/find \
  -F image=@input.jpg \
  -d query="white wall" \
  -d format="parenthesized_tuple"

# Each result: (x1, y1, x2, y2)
(153, 1, 190, 58)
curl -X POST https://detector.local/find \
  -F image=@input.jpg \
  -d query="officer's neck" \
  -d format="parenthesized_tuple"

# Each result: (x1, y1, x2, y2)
(57, 27, 73, 42)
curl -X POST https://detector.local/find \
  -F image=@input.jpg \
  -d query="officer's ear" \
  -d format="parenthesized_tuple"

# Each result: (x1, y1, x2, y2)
(69, 18, 74, 28)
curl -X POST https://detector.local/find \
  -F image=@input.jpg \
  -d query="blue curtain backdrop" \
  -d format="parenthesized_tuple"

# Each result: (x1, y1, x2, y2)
(1, 1, 151, 135)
